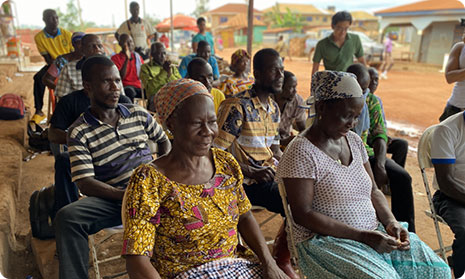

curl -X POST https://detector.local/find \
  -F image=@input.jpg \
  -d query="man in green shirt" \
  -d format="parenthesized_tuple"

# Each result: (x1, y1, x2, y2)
(311, 11, 366, 75)
(140, 42, 181, 109)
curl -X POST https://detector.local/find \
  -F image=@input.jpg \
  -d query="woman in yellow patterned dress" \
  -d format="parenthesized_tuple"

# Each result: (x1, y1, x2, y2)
(220, 49, 254, 97)
(122, 79, 288, 279)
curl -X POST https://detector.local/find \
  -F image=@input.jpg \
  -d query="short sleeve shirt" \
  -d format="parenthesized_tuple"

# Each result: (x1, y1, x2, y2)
(213, 88, 280, 174)
(55, 59, 83, 97)
(121, 148, 252, 278)
(117, 18, 154, 50)
(210, 88, 225, 114)
(67, 104, 168, 187)
(431, 111, 465, 190)
(276, 94, 307, 139)
(313, 33, 364, 72)
(276, 132, 378, 243)
(192, 32, 215, 55)
(178, 54, 220, 80)
(34, 28, 73, 60)
(111, 52, 143, 88)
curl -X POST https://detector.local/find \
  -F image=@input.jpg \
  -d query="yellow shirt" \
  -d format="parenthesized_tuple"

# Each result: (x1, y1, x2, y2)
(121, 148, 254, 279)
(211, 88, 225, 114)
(34, 28, 73, 60)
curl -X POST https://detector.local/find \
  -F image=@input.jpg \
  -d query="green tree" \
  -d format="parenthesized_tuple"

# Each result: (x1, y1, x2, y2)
(56, 0, 99, 31)
(264, 4, 305, 33)
(192, 0, 209, 18)
(145, 14, 161, 28)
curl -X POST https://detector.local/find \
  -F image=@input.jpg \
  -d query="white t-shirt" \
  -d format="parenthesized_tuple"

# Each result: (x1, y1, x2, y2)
(431, 111, 465, 190)
(117, 18, 154, 50)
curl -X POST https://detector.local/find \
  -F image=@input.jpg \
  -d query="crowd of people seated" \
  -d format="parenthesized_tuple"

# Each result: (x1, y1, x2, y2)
(30, 3, 464, 279)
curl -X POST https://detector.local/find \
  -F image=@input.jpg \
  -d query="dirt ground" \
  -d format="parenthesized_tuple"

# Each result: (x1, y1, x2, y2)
(0, 47, 457, 278)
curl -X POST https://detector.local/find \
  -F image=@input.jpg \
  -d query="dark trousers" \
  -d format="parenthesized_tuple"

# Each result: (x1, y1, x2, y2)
(52, 149, 79, 217)
(243, 181, 285, 217)
(55, 196, 122, 279)
(369, 157, 415, 232)
(124, 86, 142, 103)
(439, 104, 464, 122)
(433, 191, 465, 278)
(387, 138, 408, 168)
(33, 65, 50, 111)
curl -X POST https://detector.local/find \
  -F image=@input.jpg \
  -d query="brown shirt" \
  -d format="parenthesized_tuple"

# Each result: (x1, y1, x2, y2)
(276, 94, 307, 139)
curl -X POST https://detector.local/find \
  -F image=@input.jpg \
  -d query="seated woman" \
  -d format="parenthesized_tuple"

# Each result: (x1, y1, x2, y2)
(276, 71, 451, 279)
(220, 49, 255, 97)
(121, 78, 288, 279)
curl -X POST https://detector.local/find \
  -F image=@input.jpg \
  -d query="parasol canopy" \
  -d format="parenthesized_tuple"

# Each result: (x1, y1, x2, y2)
(156, 14, 198, 33)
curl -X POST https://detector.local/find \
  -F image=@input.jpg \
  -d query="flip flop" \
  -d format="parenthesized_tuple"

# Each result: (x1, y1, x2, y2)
(30, 113, 46, 124)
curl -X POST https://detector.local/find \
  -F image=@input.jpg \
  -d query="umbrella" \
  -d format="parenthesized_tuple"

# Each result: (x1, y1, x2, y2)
(156, 14, 198, 33)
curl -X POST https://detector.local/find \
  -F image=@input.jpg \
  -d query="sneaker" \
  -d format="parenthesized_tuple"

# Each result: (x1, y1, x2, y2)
(30, 113, 46, 124)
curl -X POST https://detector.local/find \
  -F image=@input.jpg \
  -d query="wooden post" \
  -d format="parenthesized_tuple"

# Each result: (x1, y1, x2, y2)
(247, 0, 254, 60)
(170, 0, 174, 50)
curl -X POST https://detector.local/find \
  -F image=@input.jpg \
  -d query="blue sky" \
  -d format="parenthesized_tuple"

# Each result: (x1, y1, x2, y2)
(14, 0, 435, 28)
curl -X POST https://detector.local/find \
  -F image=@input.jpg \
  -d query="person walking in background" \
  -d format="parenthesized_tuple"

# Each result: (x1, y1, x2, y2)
(192, 17, 215, 55)
(275, 35, 291, 62)
(311, 11, 365, 76)
(115, 1, 155, 60)
(441, 28, 465, 121)
(380, 32, 394, 80)
(32, 9, 73, 123)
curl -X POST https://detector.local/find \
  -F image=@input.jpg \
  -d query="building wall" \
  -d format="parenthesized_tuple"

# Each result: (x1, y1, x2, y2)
(424, 21, 457, 65)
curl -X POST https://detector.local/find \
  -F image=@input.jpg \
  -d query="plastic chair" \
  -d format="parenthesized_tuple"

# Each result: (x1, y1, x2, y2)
(417, 124, 453, 261)
(89, 225, 127, 279)
(277, 181, 302, 274)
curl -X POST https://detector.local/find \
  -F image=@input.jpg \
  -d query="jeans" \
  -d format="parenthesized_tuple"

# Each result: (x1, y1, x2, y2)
(50, 143, 79, 218)
(370, 157, 415, 232)
(55, 196, 122, 279)
(433, 191, 465, 278)
(33, 65, 50, 111)
(243, 180, 285, 217)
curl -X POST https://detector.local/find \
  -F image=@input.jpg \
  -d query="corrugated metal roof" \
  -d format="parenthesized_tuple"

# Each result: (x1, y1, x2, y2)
(263, 3, 330, 15)
(219, 13, 266, 28)
(351, 11, 378, 20)
(207, 3, 262, 15)
(376, 0, 464, 14)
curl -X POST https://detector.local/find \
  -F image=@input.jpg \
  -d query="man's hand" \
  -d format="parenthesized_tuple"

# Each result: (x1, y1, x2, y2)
(250, 166, 275, 184)
(385, 222, 410, 251)
(373, 164, 389, 191)
(162, 60, 172, 76)
(124, 43, 131, 59)
(361, 230, 398, 253)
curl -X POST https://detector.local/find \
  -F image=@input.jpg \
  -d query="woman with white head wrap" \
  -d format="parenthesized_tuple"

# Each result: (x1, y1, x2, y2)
(276, 71, 450, 279)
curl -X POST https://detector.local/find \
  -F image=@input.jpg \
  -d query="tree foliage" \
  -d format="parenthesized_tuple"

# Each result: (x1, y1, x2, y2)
(264, 4, 305, 33)
(55, 0, 98, 32)
(192, 0, 209, 18)
(144, 14, 161, 27)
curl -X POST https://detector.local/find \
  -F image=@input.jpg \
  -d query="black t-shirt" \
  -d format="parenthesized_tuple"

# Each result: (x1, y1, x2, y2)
(50, 90, 131, 130)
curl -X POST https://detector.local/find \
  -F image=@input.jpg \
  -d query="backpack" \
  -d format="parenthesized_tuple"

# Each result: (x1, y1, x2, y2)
(0, 93, 25, 120)
(29, 185, 55, 239)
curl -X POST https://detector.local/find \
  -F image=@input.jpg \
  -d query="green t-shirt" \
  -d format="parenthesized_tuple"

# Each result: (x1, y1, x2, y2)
(313, 33, 364, 72)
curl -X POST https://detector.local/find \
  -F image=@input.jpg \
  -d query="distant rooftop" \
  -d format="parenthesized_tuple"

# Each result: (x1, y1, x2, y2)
(219, 13, 266, 28)
(207, 3, 262, 15)
(375, 0, 464, 15)
(350, 11, 378, 21)
(263, 3, 331, 15)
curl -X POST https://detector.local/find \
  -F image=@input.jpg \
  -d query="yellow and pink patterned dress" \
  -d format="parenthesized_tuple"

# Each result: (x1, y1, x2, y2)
(219, 74, 255, 97)
(121, 148, 259, 279)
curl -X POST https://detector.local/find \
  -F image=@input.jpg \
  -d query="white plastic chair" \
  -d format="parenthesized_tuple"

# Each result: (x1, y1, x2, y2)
(277, 181, 302, 274)
(417, 124, 453, 261)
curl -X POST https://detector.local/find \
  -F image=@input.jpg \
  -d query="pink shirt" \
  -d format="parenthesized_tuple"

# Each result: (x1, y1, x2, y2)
(111, 52, 143, 88)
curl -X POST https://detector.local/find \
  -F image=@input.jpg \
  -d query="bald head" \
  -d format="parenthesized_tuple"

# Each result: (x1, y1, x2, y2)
(81, 34, 105, 57)
(42, 9, 58, 30)
(151, 42, 167, 65)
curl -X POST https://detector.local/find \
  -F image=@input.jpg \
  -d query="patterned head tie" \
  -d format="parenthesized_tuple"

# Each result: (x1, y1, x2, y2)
(71, 32, 85, 44)
(231, 49, 250, 66)
(155, 78, 213, 125)
(311, 70, 362, 102)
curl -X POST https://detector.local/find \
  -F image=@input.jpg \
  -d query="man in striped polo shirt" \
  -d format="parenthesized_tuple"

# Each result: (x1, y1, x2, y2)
(54, 55, 170, 279)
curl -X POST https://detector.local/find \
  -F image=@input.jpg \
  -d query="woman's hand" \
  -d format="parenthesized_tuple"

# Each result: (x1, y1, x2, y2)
(262, 262, 290, 279)
(361, 230, 398, 253)
(385, 222, 411, 251)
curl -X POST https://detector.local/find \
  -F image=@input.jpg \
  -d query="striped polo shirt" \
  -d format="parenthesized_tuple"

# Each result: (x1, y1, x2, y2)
(214, 87, 280, 176)
(68, 104, 168, 188)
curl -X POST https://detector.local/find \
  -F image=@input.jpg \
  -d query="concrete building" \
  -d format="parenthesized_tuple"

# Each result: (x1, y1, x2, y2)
(375, 0, 465, 65)
(202, 3, 263, 33)
(216, 14, 267, 48)
(350, 11, 379, 38)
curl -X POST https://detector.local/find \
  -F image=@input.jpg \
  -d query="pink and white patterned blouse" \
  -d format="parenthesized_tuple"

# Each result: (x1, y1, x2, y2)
(276, 131, 378, 243)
